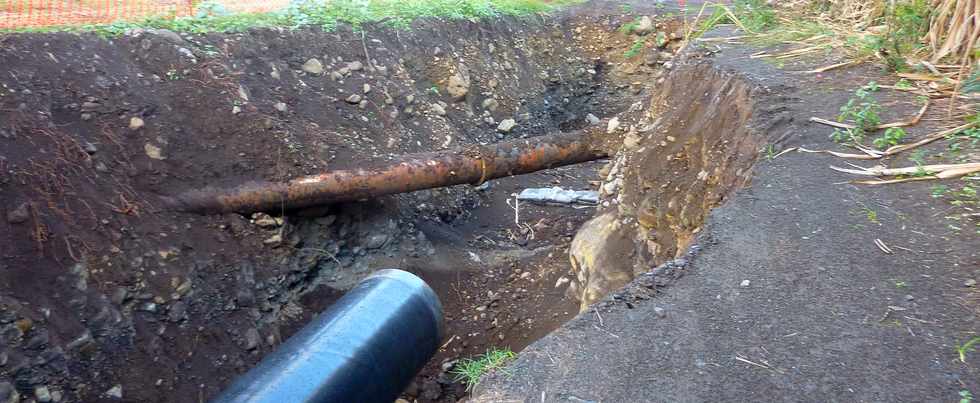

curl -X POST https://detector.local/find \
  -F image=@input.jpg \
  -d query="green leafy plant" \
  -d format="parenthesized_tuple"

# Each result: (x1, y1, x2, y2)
(956, 337, 980, 363)
(832, 82, 881, 143)
(873, 127, 907, 149)
(962, 390, 974, 403)
(862, 206, 879, 224)
(763, 144, 777, 160)
(931, 184, 949, 198)
(733, 0, 776, 32)
(451, 347, 517, 391)
(619, 18, 641, 34)
(624, 38, 645, 58)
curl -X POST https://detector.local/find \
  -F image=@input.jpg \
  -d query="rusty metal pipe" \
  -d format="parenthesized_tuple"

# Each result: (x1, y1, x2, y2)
(166, 131, 605, 215)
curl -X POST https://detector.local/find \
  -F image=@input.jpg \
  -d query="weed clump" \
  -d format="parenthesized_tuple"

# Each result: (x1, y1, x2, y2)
(450, 347, 517, 391)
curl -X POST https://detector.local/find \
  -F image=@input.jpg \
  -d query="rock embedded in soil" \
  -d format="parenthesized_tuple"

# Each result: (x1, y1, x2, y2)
(345, 94, 363, 104)
(634, 16, 655, 35)
(347, 61, 363, 72)
(302, 58, 324, 75)
(104, 385, 122, 399)
(144, 143, 165, 160)
(34, 386, 51, 402)
(430, 103, 447, 116)
(607, 116, 620, 134)
(6, 203, 29, 224)
(244, 328, 261, 351)
(128, 117, 144, 130)
(497, 118, 517, 133)
(447, 70, 470, 102)
(481, 97, 499, 112)
(273, 102, 288, 112)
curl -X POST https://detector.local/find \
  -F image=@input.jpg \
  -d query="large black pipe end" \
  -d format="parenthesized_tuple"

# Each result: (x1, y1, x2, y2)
(213, 269, 444, 403)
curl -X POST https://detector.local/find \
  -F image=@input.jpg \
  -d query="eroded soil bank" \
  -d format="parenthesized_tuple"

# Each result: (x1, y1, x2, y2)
(0, 4, 716, 402)
(474, 23, 980, 403)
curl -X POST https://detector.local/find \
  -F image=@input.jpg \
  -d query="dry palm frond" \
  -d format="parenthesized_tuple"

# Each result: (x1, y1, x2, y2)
(830, 162, 980, 177)
(929, 0, 980, 63)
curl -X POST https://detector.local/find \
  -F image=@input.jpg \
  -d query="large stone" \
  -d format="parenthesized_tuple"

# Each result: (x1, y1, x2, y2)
(497, 119, 517, 133)
(302, 58, 324, 75)
(634, 16, 654, 35)
(568, 212, 636, 312)
(147, 28, 184, 44)
(446, 66, 470, 102)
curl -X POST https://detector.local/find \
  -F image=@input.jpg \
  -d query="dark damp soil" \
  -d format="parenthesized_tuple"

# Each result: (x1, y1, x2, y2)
(473, 22, 980, 403)
(0, 2, 685, 402)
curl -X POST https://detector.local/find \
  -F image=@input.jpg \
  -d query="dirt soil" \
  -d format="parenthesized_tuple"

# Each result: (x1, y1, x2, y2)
(0, 3, 689, 403)
(475, 15, 980, 403)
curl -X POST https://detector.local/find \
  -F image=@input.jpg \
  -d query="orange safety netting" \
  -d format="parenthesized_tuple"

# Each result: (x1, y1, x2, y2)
(0, 0, 290, 30)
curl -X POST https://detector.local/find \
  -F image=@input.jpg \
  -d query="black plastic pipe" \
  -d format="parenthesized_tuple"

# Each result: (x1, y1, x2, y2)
(212, 269, 445, 403)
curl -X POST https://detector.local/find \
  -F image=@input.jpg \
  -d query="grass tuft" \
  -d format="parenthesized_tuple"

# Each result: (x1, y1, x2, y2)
(450, 347, 517, 391)
(7, 0, 582, 35)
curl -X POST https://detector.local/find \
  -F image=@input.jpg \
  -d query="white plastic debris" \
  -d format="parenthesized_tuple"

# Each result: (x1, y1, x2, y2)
(517, 187, 599, 205)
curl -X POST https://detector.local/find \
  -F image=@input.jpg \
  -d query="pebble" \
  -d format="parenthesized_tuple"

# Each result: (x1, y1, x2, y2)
(273, 102, 288, 112)
(497, 118, 517, 133)
(245, 328, 261, 350)
(653, 306, 667, 318)
(345, 94, 362, 104)
(364, 233, 388, 249)
(965, 279, 976, 287)
(347, 61, 363, 72)
(606, 116, 620, 134)
(586, 113, 600, 125)
(904, 294, 914, 301)
(481, 98, 499, 112)
(363, 84, 372, 94)
(554, 277, 569, 288)
(144, 143, 165, 160)
(301, 58, 324, 75)
(34, 386, 51, 402)
(129, 117, 144, 130)
(740, 280, 750, 287)
(430, 103, 446, 116)
(105, 385, 122, 399)
(263, 234, 282, 246)
(6, 203, 29, 224)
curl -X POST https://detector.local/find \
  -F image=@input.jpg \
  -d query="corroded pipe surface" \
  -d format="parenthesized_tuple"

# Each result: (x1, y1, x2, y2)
(166, 131, 605, 214)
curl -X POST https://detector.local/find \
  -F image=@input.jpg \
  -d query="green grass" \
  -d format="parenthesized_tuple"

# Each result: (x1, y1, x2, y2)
(7, 0, 581, 35)
(450, 347, 516, 391)
(956, 337, 980, 363)
(624, 38, 645, 58)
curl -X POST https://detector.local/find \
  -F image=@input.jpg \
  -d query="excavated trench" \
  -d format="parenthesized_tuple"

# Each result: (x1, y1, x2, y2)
(0, 5, 766, 403)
